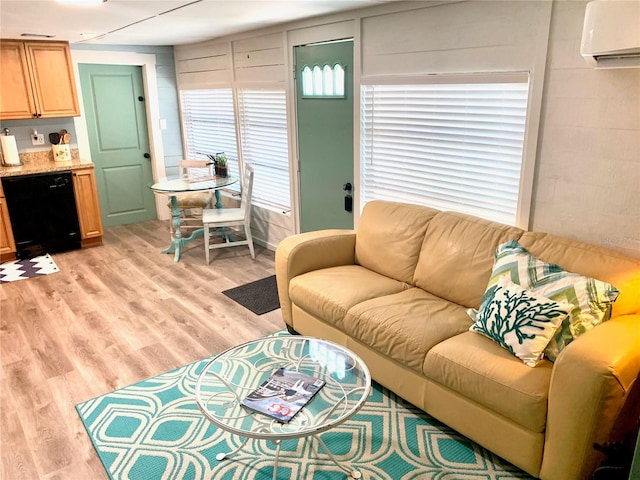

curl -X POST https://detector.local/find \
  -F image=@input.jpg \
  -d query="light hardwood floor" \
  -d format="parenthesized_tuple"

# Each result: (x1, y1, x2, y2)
(0, 220, 284, 480)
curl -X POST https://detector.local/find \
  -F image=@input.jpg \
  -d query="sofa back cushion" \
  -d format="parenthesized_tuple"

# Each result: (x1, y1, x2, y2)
(355, 200, 439, 284)
(413, 211, 523, 308)
(518, 232, 640, 317)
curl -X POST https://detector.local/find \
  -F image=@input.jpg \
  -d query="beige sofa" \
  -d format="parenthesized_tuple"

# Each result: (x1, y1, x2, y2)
(275, 200, 640, 480)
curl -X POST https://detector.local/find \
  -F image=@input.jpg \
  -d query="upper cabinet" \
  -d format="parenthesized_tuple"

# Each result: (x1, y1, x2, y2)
(0, 40, 80, 120)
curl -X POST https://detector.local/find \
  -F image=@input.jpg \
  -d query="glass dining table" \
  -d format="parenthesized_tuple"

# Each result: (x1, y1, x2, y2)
(150, 175, 238, 262)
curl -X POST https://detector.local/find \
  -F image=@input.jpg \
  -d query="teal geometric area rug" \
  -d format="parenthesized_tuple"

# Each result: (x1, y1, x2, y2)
(76, 354, 533, 480)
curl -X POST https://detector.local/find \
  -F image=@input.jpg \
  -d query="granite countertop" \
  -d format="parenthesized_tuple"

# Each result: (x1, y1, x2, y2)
(0, 149, 94, 178)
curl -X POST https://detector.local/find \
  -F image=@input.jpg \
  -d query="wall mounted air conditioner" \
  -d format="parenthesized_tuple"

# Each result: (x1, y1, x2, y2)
(580, 0, 640, 68)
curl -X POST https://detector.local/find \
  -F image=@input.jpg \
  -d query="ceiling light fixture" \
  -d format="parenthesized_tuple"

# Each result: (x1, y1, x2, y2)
(21, 33, 56, 38)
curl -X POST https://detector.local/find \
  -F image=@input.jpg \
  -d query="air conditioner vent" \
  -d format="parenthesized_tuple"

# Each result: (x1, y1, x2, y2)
(581, 0, 640, 68)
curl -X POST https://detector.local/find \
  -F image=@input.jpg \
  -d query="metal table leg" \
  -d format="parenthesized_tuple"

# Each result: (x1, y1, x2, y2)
(314, 434, 362, 479)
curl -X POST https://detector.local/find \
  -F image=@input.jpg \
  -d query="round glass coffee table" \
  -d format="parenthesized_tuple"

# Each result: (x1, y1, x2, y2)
(195, 335, 371, 479)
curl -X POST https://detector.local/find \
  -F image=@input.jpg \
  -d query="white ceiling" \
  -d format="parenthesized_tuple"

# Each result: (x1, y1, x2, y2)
(0, 0, 391, 46)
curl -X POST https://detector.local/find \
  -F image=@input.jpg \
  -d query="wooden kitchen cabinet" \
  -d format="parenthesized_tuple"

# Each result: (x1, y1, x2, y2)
(0, 40, 80, 120)
(0, 41, 35, 120)
(0, 180, 17, 262)
(72, 167, 104, 247)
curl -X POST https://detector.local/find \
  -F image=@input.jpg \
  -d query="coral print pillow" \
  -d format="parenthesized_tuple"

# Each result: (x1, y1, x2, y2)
(470, 277, 574, 367)
(467, 240, 619, 361)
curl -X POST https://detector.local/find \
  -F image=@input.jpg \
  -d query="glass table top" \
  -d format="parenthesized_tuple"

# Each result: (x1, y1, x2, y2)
(195, 336, 372, 440)
(150, 175, 238, 193)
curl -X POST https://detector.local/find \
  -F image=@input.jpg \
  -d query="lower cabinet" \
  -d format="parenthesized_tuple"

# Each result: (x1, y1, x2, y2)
(0, 181, 17, 262)
(0, 167, 103, 262)
(72, 167, 104, 247)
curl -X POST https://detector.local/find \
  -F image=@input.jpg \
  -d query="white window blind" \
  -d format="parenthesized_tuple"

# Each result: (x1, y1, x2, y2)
(237, 89, 290, 211)
(360, 79, 529, 226)
(180, 89, 239, 181)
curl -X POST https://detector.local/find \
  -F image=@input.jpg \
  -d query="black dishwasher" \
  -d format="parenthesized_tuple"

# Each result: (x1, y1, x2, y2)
(3, 172, 81, 259)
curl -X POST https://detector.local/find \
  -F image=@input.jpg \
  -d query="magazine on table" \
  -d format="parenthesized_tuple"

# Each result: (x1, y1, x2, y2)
(241, 368, 326, 423)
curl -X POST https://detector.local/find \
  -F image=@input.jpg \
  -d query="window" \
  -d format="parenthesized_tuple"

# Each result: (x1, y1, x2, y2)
(237, 89, 290, 211)
(180, 88, 290, 210)
(360, 76, 530, 226)
(180, 88, 239, 180)
(301, 64, 346, 97)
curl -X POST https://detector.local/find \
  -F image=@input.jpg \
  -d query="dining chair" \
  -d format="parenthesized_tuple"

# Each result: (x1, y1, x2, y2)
(169, 159, 215, 235)
(202, 165, 255, 264)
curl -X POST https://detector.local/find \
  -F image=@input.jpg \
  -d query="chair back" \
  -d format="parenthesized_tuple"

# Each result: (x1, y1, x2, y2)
(240, 165, 254, 220)
(179, 160, 213, 180)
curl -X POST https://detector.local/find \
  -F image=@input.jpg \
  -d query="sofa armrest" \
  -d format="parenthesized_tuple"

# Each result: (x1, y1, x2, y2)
(541, 314, 640, 480)
(275, 229, 356, 328)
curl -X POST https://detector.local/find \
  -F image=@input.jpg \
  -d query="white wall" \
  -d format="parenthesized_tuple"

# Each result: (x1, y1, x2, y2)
(532, 0, 640, 257)
(174, 0, 640, 258)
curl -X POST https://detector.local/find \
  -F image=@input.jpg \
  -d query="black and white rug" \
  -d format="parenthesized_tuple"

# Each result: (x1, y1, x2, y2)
(0, 254, 60, 283)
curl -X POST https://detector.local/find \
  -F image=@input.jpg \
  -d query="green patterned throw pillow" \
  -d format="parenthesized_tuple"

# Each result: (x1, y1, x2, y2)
(470, 278, 574, 367)
(467, 240, 620, 361)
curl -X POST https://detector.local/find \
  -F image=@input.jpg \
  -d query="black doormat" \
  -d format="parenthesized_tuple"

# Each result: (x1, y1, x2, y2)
(222, 275, 280, 315)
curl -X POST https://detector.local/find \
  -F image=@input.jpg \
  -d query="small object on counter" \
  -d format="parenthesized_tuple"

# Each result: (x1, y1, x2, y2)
(0, 128, 23, 166)
(52, 144, 71, 162)
(58, 129, 71, 144)
(49, 132, 61, 145)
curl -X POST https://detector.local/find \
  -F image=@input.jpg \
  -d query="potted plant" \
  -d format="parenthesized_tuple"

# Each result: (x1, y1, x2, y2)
(206, 152, 229, 177)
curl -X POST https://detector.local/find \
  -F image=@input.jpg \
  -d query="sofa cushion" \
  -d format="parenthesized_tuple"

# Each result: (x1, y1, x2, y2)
(355, 200, 439, 284)
(470, 277, 574, 367)
(424, 331, 552, 432)
(289, 265, 408, 325)
(469, 240, 620, 361)
(413, 211, 523, 308)
(340, 288, 472, 374)
(519, 232, 640, 318)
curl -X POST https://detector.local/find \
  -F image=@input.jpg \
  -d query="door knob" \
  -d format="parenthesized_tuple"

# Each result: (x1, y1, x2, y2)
(343, 182, 353, 213)
(144, 153, 151, 159)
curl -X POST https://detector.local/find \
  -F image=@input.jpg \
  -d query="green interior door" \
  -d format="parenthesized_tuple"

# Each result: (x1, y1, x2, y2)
(295, 40, 354, 232)
(79, 64, 157, 227)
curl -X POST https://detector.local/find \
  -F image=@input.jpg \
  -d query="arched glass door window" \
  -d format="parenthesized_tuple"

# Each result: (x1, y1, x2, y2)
(323, 65, 334, 95)
(313, 66, 322, 95)
(334, 65, 345, 96)
(302, 67, 313, 96)
(301, 64, 346, 98)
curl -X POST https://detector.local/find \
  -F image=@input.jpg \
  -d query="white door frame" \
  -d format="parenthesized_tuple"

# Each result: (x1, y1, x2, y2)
(70, 50, 167, 218)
